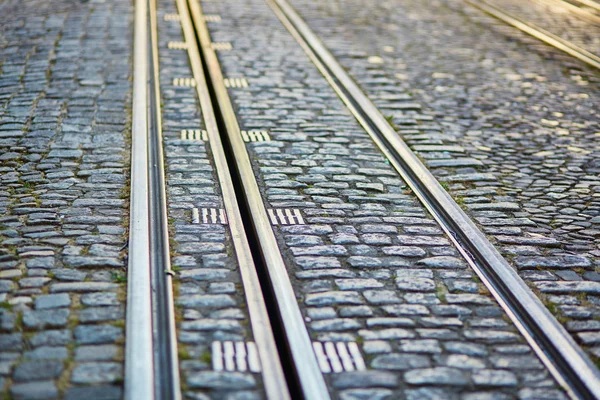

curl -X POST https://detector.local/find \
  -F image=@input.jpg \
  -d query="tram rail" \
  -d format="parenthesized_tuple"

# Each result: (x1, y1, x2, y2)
(567, 0, 600, 14)
(125, 0, 600, 398)
(538, 0, 600, 24)
(262, 0, 600, 398)
(127, 0, 291, 398)
(464, 0, 600, 70)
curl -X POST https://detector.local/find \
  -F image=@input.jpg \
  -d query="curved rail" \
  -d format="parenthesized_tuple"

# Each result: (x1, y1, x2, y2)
(265, 0, 600, 398)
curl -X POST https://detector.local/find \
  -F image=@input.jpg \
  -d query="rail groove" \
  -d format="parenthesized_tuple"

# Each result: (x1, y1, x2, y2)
(265, 0, 600, 398)
(185, 0, 331, 398)
(126, 0, 181, 398)
(175, 0, 292, 398)
(149, 0, 181, 397)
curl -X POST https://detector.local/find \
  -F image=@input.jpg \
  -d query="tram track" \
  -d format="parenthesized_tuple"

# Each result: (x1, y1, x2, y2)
(126, 0, 600, 397)
(128, 0, 294, 398)
(183, 0, 330, 397)
(126, 0, 182, 397)
(173, 0, 292, 397)
(264, 1, 600, 398)
(565, 0, 600, 14)
(463, 0, 600, 70)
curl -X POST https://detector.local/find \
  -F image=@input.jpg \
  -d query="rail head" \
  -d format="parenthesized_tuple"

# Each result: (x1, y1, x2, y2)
(125, 0, 155, 398)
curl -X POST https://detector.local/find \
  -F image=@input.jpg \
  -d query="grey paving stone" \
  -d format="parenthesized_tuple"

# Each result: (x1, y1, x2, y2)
(71, 362, 122, 384)
(180, 319, 242, 332)
(404, 367, 469, 386)
(49, 282, 119, 292)
(339, 389, 394, 400)
(359, 328, 415, 340)
(177, 294, 236, 308)
(535, 281, 600, 294)
(187, 371, 256, 389)
(79, 307, 124, 323)
(518, 388, 568, 400)
(64, 386, 122, 400)
(0, 333, 23, 350)
(29, 330, 72, 347)
(305, 291, 364, 306)
(311, 318, 362, 331)
(13, 360, 63, 381)
(74, 325, 123, 345)
(34, 293, 71, 309)
(417, 256, 466, 269)
(22, 309, 69, 329)
(332, 371, 399, 389)
(399, 339, 442, 354)
(472, 369, 518, 387)
(396, 277, 436, 291)
(372, 353, 431, 370)
(80, 292, 120, 306)
(10, 381, 58, 400)
(23, 346, 69, 360)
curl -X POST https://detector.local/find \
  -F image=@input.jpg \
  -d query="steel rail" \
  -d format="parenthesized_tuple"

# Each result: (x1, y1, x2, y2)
(148, 0, 181, 398)
(535, 0, 600, 24)
(174, 0, 292, 398)
(125, 0, 154, 397)
(265, 0, 600, 398)
(464, 0, 600, 70)
(568, 0, 600, 12)
(126, 0, 181, 397)
(185, 0, 331, 398)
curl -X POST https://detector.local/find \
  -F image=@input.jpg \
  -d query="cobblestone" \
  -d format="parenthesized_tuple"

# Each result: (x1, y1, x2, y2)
(0, 0, 131, 394)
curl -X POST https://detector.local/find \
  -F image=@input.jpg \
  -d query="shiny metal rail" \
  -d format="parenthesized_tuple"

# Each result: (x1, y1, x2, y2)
(149, 0, 181, 397)
(126, 0, 181, 398)
(265, 0, 600, 398)
(174, 0, 292, 398)
(568, 0, 600, 13)
(184, 0, 331, 398)
(125, 0, 155, 397)
(537, 0, 600, 24)
(464, 0, 600, 70)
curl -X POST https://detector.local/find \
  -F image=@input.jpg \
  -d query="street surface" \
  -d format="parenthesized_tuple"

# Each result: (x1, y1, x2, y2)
(0, 0, 598, 398)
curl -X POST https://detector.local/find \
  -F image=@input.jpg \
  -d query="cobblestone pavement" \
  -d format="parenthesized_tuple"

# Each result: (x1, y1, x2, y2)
(289, 0, 600, 365)
(202, 0, 567, 397)
(157, 0, 266, 398)
(485, 0, 600, 54)
(0, 0, 131, 398)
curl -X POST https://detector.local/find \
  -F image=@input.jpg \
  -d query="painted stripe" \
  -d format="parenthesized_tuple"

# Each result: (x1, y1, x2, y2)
(312, 342, 331, 373)
(212, 341, 224, 371)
